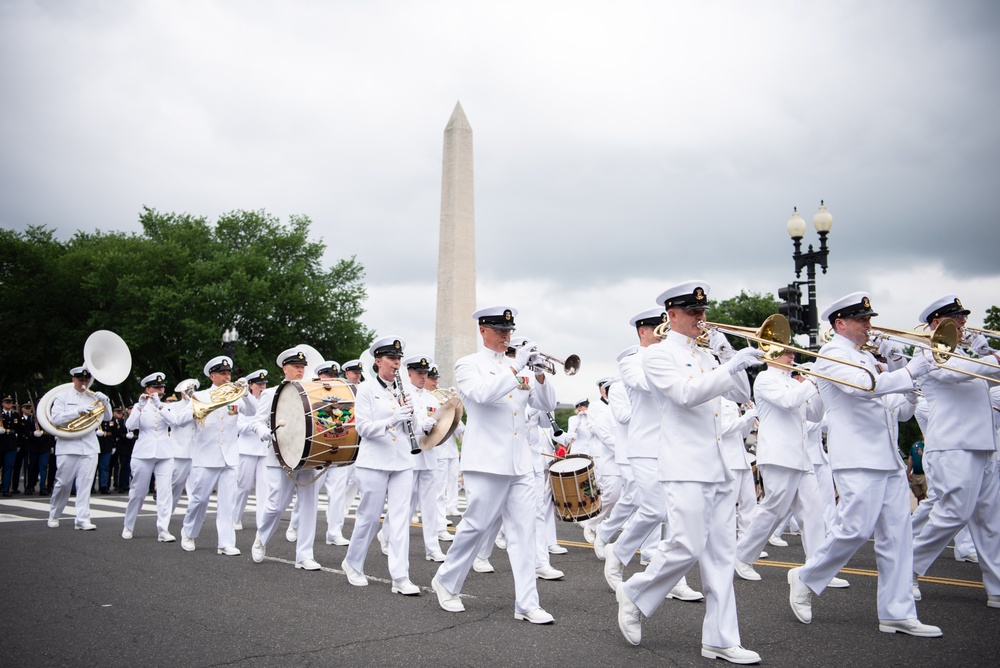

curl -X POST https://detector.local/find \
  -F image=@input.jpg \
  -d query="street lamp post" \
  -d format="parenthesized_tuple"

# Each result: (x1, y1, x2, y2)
(221, 327, 239, 364)
(786, 201, 833, 350)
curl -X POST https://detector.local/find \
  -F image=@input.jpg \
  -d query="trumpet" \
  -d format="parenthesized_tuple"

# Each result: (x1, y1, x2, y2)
(507, 342, 581, 376)
(702, 315, 878, 392)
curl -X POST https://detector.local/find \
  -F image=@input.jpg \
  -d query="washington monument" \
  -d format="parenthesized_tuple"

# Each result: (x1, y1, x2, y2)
(434, 102, 477, 387)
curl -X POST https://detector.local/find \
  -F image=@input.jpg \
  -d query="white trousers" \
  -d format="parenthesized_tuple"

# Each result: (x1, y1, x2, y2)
(235, 454, 267, 528)
(436, 456, 460, 521)
(913, 449, 1000, 594)
(182, 465, 238, 549)
(623, 480, 741, 648)
(346, 467, 413, 580)
(584, 472, 622, 532)
(407, 468, 441, 555)
(477, 470, 554, 569)
(912, 497, 977, 559)
(170, 457, 193, 513)
(436, 471, 540, 615)
(124, 457, 174, 533)
(737, 465, 825, 564)
(322, 464, 356, 540)
(596, 463, 638, 544)
(799, 467, 916, 620)
(49, 453, 97, 524)
(731, 467, 757, 540)
(257, 466, 321, 563)
(812, 460, 837, 530)
(611, 457, 664, 566)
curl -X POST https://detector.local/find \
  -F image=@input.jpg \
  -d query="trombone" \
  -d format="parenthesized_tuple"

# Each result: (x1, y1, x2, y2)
(870, 320, 1000, 385)
(702, 315, 878, 392)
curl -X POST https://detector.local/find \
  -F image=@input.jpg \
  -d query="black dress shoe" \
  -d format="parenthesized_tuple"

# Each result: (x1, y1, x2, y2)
(2, 492, 11, 498)
(100, 487, 109, 494)
(11, 489, 20, 495)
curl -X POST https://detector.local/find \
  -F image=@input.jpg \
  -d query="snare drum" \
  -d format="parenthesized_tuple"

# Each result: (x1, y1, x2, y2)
(270, 379, 359, 470)
(548, 454, 601, 521)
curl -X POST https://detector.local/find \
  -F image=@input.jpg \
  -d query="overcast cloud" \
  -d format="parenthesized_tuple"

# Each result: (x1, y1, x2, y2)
(2, 0, 999, 401)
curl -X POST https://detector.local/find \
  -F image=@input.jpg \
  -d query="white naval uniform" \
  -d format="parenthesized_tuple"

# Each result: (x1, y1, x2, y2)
(123, 396, 176, 533)
(435, 347, 556, 615)
(406, 384, 441, 556)
(165, 399, 196, 512)
(736, 367, 826, 564)
(911, 347, 1000, 596)
(719, 398, 757, 539)
(796, 333, 920, 621)
(805, 417, 836, 530)
(582, 402, 621, 535)
(175, 388, 253, 550)
(344, 377, 416, 581)
(525, 408, 559, 566)
(595, 379, 638, 546)
(611, 346, 665, 566)
(566, 411, 594, 457)
(48, 387, 111, 525)
(436, 421, 462, 524)
(235, 407, 269, 529)
(251, 385, 322, 564)
(320, 460, 357, 542)
(621, 329, 751, 649)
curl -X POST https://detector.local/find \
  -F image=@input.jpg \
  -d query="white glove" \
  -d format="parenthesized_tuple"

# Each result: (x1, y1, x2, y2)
(904, 390, 920, 405)
(527, 351, 550, 374)
(125, 432, 134, 439)
(512, 340, 537, 372)
(877, 338, 904, 362)
(149, 393, 161, 406)
(725, 347, 765, 374)
(742, 408, 758, 421)
(709, 329, 735, 362)
(259, 431, 273, 443)
(906, 354, 934, 379)
(418, 416, 438, 434)
(966, 332, 995, 358)
(34, 429, 43, 437)
(78, 406, 93, 416)
(93, 391, 110, 404)
(0, 427, 5, 435)
(388, 405, 414, 427)
(97, 430, 105, 436)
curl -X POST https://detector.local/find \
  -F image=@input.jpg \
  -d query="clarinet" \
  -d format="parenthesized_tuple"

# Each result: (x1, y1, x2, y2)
(395, 371, 422, 455)
(545, 411, 564, 437)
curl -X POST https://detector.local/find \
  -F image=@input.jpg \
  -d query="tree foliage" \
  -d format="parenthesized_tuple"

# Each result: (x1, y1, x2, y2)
(708, 290, 783, 351)
(0, 209, 372, 401)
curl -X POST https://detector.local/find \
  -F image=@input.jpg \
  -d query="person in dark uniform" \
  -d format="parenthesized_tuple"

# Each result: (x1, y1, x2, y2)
(1, 395, 23, 496)
(96, 416, 116, 494)
(115, 407, 136, 493)
(20, 403, 49, 495)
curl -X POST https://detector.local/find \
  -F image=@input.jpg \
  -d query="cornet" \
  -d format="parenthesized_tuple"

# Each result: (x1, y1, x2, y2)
(507, 341, 581, 376)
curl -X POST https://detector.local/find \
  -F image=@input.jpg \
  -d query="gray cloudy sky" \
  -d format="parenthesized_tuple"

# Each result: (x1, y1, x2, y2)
(2, 0, 999, 401)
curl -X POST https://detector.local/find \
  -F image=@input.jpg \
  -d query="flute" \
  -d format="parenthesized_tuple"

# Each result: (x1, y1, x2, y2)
(395, 371, 421, 455)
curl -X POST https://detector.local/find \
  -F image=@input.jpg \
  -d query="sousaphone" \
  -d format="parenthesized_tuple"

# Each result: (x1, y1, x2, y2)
(37, 330, 132, 439)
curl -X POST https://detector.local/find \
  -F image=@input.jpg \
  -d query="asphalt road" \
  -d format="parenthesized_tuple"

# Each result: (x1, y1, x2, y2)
(2, 495, 997, 668)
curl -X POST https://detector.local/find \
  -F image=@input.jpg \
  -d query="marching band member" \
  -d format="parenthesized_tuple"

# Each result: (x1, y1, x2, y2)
(524, 404, 564, 579)
(175, 356, 253, 555)
(47, 366, 111, 530)
(787, 292, 942, 637)
(910, 295, 1000, 609)
(341, 337, 423, 595)
(593, 352, 638, 560)
(234, 369, 269, 531)
(605, 308, 701, 602)
(402, 355, 444, 561)
(427, 365, 462, 540)
(316, 360, 355, 547)
(615, 282, 764, 664)
(719, 398, 758, 542)
(122, 372, 176, 542)
(580, 379, 621, 545)
(734, 350, 847, 587)
(165, 379, 198, 514)
(250, 349, 324, 571)
(431, 305, 557, 624)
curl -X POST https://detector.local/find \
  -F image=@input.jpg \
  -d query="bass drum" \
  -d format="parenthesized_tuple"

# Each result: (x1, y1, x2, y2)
(548, 454, 602, 522)
(270, 379, 359, 470)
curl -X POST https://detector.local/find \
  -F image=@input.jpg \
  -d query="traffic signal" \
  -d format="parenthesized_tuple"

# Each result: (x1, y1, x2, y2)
(778, 284, 806, 335)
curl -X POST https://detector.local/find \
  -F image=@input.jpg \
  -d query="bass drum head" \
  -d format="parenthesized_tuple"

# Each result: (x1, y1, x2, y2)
(271, 380, 308, 470)
(548, 454, 592, 476)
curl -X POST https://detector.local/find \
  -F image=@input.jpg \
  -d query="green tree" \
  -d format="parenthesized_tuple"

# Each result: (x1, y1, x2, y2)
(708, 290, 783, 351)
(984, 306, 1000, 343)
(0, 209, 372, 401)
